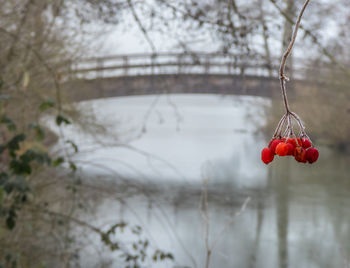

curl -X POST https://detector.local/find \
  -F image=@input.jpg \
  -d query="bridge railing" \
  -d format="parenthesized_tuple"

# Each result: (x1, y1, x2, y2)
(64, 52, 341, 82)
(66, 52, 282, 79)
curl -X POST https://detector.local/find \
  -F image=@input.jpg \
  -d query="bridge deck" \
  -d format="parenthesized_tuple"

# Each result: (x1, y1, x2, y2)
(63, 73, 299, 102)
(61, 52, 329, 101)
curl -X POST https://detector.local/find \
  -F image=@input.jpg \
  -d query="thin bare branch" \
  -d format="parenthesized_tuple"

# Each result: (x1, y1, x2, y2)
(127, 0, 156, 52)
(279, 0, 310, 113)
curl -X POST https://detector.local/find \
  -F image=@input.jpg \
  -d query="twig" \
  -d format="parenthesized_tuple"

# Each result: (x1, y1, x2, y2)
(211, 197, 250, 250)
(127, 0, 156, 52)
(279, 0, 310, 114)
(199, 173, 250, 268)
(200, 178, 211, 268)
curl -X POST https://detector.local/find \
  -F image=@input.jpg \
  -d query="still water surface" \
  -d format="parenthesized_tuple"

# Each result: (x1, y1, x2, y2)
(61, 94, 350, 268)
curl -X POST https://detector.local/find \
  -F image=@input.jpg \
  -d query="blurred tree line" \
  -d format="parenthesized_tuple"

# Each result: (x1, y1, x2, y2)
(0, 0, 349, 267)
(0, 0, 173, 267)
(0, 0, 84, 266)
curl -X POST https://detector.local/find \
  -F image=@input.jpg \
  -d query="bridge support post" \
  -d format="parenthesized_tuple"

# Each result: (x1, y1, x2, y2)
(151, 53, 156, 75)
(177, 54, 182, 74)
(204, 56, 210, 74)
(123, 56, 128, 76)
(96, 58, 104, 79)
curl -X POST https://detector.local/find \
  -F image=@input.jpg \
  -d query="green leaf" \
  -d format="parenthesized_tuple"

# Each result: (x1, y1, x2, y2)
(53, 157, 64, 167)
(21, 194, 27, 203)
(56, 114, 71, 126)
(6, 217, 15, 230)
(10, 159, 32, 175)
(7, 134, 26, 154)
(39, 99, 55, 112)
(166, 253, 174, 260)
(0, 115, 16, 131)
(8, 150, 51, 175)
(69, 162, 77, 172)
(132, 225, 142, 235)
(18, 149, 36, 162)
(66, 140, 78, 153)
(20, 149, 51, 165)
(6, 210, 16, 230)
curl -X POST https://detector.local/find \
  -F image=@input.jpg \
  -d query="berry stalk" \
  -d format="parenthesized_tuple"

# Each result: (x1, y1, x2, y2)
(275, 0, 310, 141)
(279, 0, 310, 114)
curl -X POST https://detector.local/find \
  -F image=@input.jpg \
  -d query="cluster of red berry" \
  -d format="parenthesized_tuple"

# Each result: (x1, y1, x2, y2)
(261, 137, 319, 165)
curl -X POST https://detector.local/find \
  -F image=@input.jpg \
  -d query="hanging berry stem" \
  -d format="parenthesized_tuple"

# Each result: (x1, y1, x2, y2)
(279, 0, 310, 114)
(272, 0, 311, 140)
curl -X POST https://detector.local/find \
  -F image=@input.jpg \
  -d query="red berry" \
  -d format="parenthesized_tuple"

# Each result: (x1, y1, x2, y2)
(276, 143, 289, 156)
(287, 138, 297, 148)
(301, 138, 312, 149)
(306, 148, 319, 164)
(269, 139, 282, 155)
(286, 143, 295, 155)
(294, 147, 307, 163)
(261, 147, 274, 164)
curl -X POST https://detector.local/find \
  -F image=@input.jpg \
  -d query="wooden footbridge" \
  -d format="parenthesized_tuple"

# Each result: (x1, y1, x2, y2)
(62, 52, 315, 101)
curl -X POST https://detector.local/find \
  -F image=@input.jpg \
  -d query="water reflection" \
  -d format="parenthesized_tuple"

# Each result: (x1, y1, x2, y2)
(69, 95, 350, 268)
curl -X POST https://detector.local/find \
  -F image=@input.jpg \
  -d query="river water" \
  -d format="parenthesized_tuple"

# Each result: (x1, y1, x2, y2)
(55, 94, 350, 268)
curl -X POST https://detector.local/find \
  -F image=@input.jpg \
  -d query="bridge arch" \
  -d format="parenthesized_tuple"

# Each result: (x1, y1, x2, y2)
(62, 52, 314, 101)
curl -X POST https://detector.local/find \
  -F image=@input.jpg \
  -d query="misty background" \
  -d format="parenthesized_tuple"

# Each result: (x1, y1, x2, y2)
(1, 0, 350, 268)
